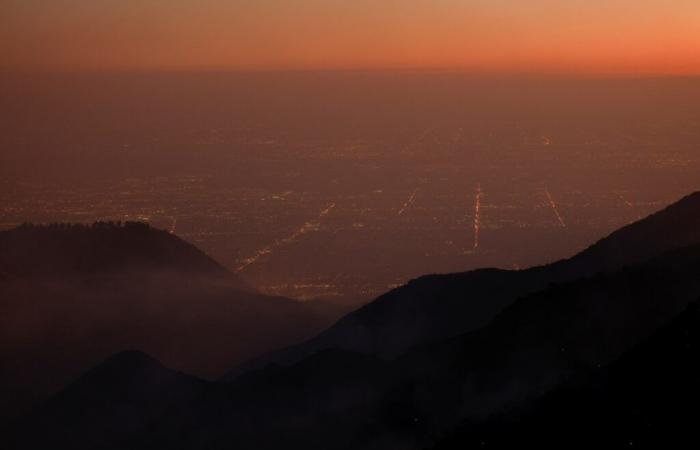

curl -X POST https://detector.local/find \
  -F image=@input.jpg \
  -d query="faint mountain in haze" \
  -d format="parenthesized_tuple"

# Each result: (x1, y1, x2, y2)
(0, 222, 350, 419)
(226, 191, 700, 378)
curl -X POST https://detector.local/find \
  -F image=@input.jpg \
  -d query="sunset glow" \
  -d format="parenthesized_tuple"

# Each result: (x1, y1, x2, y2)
(2, 0, 700, 74)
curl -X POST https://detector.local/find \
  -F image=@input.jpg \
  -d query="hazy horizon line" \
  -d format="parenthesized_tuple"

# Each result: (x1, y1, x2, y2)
(2, 65, 700, 80)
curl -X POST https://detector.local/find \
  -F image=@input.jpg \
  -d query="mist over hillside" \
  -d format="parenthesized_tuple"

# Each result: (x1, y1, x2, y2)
(0, 222, 351, 419)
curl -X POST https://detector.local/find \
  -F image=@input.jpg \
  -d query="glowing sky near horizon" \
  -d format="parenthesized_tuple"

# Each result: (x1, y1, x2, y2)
(2, 0, 699, 74)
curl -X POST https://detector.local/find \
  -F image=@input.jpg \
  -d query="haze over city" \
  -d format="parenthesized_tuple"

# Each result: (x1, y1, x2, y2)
(2, 73, 699, 301)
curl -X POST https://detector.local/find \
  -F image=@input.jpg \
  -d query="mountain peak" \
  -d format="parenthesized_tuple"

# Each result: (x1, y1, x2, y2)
(0, 221, 252, 291)
(96, 350, 165, 374)
(63, 350, 184, 395)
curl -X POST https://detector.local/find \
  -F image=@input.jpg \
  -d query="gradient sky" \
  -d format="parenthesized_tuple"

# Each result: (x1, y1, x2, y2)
(2, 0, 699, 74)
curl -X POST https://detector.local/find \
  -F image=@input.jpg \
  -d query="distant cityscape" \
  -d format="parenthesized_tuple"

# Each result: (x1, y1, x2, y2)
(3, 137, 697, 303)
(2, 74, 699, 302)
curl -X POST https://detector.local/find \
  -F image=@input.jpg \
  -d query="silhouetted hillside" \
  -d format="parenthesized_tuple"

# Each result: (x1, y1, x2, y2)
(433, 300, 700, 449)
(7, 193, 700, 450)
(158, 243, 700, 450)
(15, 243, 700, 449)
(8, 350, 207, 450)
(0, 222, 248, 290)
(388, 243, 700, 431)
(227, 191, 700, 377)
(0, 223, 350, 419)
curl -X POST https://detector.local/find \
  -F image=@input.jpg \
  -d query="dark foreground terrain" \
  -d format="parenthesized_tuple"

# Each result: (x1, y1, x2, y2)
(5, 192, 700, 449)
(0, 222, 350, 419)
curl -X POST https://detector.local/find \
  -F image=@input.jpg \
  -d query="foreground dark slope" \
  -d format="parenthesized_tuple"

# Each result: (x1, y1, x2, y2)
(8, 351, 207, 450)
(228, 191, 700, 377)
(157, 243, 700, 450)
(434, 300, 700, 449)
(0, 222, 349, 419)
(9, 192, 700, 449)
(394, 243, 700, 424)
(16, 241, 700, 450)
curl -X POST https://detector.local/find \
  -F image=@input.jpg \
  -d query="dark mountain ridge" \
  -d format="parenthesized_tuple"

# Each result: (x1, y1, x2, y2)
(433, 299, 700, 449)
(17, 241, 700, 450)
(389, 242, 700, 427)
(0, 222, 247, 289)
(227, 191, 700, 377)
(0, 222, 350, 419)
(7, 350, 207, 450)
(178, 242, 700, 450)
(7, 192, 700, 449)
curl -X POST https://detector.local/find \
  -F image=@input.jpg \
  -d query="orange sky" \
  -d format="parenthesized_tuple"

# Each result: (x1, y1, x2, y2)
(2, 0, 699, 74)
